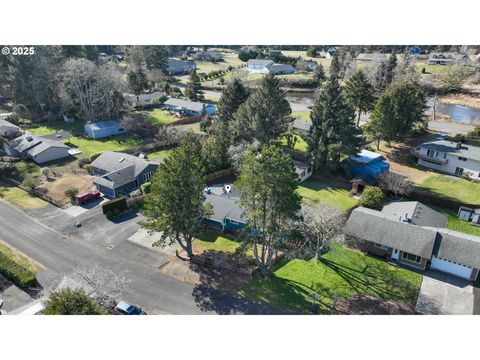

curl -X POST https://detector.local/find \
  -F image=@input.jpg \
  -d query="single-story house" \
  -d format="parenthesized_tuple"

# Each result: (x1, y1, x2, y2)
(246, 59, 275, 71)
(0, 119, 21, 138)
(91, 151, 160, 198)
(204, 185, 247, 231)
(294, 160, 313, 183)
(167, 59, 196, 75)
(349, 149, 390, 180)
(346, 203, 480, 281)
(84, 120, 126, 139)
(265, 64, 296, 75)
(192, 51, 222, 62)
(5, 134, 70, 164)
(296, 60, 317, 71)
(325, 47, 337, 59)
(357, 53, 388, 63)
(163, 97, 216, 117)
(124, 92, 165, 108)
(267, 49, 283, 56)
(427, 53, 456, 65)
(412, 140, 480, 179)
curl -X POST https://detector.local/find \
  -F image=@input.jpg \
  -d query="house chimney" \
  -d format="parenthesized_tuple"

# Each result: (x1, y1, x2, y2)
(456, 142, 462, 149)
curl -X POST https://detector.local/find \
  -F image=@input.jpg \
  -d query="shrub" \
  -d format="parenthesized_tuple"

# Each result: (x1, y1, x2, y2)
(102, 197, 127, 215)
(130, 189, 142, 198)
(89, 153, 102, 162)
(64, 186, 79, 201)
(43, 288, 107, 315)
(141, 182, 151, 194)
(83, 164, 92, 174)
(358, 186, 385, 210)
(21, 175, 40, 191)
(0, 252, 38, 288)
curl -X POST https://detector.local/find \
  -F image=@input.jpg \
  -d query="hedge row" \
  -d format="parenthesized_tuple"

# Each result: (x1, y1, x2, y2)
(0, 252, 38, 288)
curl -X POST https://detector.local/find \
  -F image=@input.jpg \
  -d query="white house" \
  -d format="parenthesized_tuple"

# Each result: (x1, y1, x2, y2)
(246, 59, 275, 72)
(293, 160, 313, 183)
(413, 140, 480, 179)
(5, 134, 70, 164)
(265, 64, 296, 75)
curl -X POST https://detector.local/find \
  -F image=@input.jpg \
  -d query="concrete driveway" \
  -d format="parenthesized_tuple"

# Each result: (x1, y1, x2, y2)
(415, 270, 478, 315)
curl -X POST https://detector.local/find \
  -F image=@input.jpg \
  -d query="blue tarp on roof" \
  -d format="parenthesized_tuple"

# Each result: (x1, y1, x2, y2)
(351, 159, 390, 179)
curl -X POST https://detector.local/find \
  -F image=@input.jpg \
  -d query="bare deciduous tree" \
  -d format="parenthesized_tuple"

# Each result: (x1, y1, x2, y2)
(378, 171, 413, 199)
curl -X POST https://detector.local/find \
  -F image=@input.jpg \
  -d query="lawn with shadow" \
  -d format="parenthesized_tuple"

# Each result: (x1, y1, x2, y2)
(239, 244, 422, 314)
(297, 178, 357, 211)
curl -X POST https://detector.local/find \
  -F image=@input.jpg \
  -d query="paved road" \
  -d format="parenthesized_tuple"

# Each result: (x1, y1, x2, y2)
(0, 200, 284, 314)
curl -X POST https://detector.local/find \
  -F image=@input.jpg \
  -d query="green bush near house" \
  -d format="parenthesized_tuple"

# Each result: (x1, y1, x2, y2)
(0, 251, 39, 288)
(358, 186, 385, 210)
(102, 197, 127, 215)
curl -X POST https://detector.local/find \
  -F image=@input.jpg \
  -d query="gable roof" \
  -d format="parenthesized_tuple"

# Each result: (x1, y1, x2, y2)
(266, 64, 295, 72)
(163, 97, 205, 112)
(167, 59, 196, 68)
(381, 201, 447, 228)
(204, 192, 246, 223)
(8, 134, 69, 157)
(432, 228, 480, 269)
(0, 119, 20, 130)
(345, 207, 437, 258)
(85, 120, 122, 132)
(247, 59, 275, 66)
(419, 140, 480, 162)
(91, 151, 158, 177)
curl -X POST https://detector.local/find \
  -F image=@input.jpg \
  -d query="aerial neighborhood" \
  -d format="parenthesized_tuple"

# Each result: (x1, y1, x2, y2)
(2, 44, 480, 316)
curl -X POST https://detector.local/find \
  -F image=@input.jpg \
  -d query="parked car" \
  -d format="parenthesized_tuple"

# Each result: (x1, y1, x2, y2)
(75, 190, 101, 205)
(112, 301, 146, 315)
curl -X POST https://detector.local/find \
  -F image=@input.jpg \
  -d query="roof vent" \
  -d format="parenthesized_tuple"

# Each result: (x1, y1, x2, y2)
(25, 135, 33, 142)
(119, 157, 125, 162)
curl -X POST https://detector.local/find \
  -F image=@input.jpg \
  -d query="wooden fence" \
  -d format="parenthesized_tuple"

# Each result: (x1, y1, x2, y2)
(206, 167, 237, 183)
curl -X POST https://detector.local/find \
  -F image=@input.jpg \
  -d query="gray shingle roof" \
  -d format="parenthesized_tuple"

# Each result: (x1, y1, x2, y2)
(292, 118, 311, 132)
(8, 134, 69, 157)
(247, 59, 274, 66)
(345, 207, 437, 258)
(431, 228, 480, 269)
(381, 201, 447, 228)
(163, 97, 205, 113)
(94, 164, 137, 189)
(266, 64, 295, 73)
(419, 140, 480, 162)
(204, 192, 246, 223)
(91, 151, 157, 178)
(0, 119, 20, 130)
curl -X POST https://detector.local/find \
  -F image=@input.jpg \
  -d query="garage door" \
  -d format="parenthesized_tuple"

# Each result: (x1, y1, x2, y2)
(430, 256, 473, 280)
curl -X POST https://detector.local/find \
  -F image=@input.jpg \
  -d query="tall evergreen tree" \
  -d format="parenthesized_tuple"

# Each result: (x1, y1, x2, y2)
(344, 70, 375, 126)
(184, 69, 204, 101)
(235, 145, 301, 276)
(364, 94, 396, 149)
(216, 77, 249, 135)
(140, 134, 210, 258)
(313, 63, 327, 87)
(127, 68, 149, 95)
(307, 75, 362, 170)
(385, 52, 398, 86)
(232, 74, 291, 146)
(329, 54, 342, 78)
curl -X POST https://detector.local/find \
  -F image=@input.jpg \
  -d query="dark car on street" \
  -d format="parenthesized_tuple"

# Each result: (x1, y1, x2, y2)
(112, 301, 147, 315)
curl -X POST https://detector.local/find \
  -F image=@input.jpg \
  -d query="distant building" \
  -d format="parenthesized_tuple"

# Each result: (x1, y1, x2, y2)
(0, 118, 21, 138)
(409, 46, 421, 55)
(167, 59, 196, 75)
(124, 91, 165, 109)
(84, 120, 126, 139)
(268, 49, 283, 56)
(192, 51, 222, 61)
(293, 160, 313, 183)
(5, 134, 70, 164)
(296, 60, 317, 71)
(246, 59, 275, 71)
(413, 140, 480, 178)
(427, 53, 456, 65)
(265, 64, 296, 75)
(349, 149, 390, 182)
(163, 97, 216, 117)
(357, 53, 388, 62)
(91, 151, 160, 198)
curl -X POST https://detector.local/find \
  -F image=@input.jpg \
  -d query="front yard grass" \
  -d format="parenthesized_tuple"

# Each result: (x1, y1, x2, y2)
(0, 183, 47, 209)
(239, 244, 422, 314)
(297, 178, 357, 211)
(147, 148, 175, 160)
(416, 174, 480, 204)
(194, 232, 243, 254)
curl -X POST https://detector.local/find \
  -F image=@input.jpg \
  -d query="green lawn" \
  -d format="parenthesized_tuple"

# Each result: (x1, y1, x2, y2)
(297, 178, 357, 211)
(416, 174, 480, 204)
(291, 111, 311, 121)
(0, 240, 44, 273)
(240, 244, 422, 314)
(144, 109, 178, 126)
(0, 184, 47, 209)
(279, 134, 308, 152)
(147, 148, 175, 161)
(429, 204, 480, 237)
(194, 232, 243, 253)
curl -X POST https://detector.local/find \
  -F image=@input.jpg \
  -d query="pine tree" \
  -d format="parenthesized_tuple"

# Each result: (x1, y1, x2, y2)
(216, 77, 249, 136)
(313, 63, 326, 87)
(344, 70, 375, 126)
(127, 68, 148, 95)
(232, 74, 291, 146)
(307, 74, 361, 170)
(385, 52, 398, 85)
(329, 54, 342, 78)
(184, 69, 204, 101)
(364, 94, 396, 149)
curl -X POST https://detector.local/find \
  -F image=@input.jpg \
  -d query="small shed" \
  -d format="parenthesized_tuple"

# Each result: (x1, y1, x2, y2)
(84, 120, 126, 139)
(350, 149, 390, 179)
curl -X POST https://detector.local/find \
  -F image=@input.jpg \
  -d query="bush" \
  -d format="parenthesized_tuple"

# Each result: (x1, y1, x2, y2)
(83, 164, 92, 174)
(141, 182, 151, 194)
(21, 175, 40, 191)
(64, 186, 79, 201)
(130, 189, 142, 198)
(0, 252, 38, 288)
(78, 157, 92, 168)
(89, 153, 102, 162)
(102, 197, 127, 215)
(358, 186, 386, 210)
(43, 288, 107, 315)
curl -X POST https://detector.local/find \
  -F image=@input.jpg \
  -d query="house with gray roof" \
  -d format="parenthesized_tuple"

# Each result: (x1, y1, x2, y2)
(246, 59, 275, 72)
(413, 140, 480, 179)
(123, 91, 165, 109)
(91, 151, 160, 198)
(0, 118, 21, 138)
(167, 59, 196, 75)
(84, 120, 126, 139)
(5, 134, 70, 164)
(203, 185, 246, 231)
(346, 203, 480, 281)
(265, 64, 296, 75)
(163, 97, 216, 117)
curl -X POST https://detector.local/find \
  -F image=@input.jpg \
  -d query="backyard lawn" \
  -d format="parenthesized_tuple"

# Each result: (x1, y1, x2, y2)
(147, 148, 175, 160)
(297, 178, 357, 211)
(279, 134, 308, 153)
(291, 111, 311, 121)
(0, 183, 47, 209)
(429, 204, 480, 237)
(239, 244, 422, 314)
(416, 174, 480, 204)
(144, 109, 178, 126)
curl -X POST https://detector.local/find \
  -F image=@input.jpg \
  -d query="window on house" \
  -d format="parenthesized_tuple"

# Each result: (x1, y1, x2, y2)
(443, 153, 447, 159)
(427, 149, 434, 157)
(374, 243, 388, 250)
(402, 252, 421, 263)
(229, 219, 239, 225)
(458, 157, 467, 162)
(455, 167, 464, 176)
(143, 171, 153, 182)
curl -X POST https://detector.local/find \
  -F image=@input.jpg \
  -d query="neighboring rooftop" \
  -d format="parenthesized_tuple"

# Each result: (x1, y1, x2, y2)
(292, 118, 311, 132)
(247, 59, 275, 66)
(204, 191, 246, 223)
(0, 118, 20, 129)
(91, 151, 160, 175)
(163, 97, 205, 113)
(8, 134, 69, 156)
(381, 201, 448, 228)
(350, 149, 384, 164)
(419, 140, 480, 162)
(85, 119, 122, 131)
